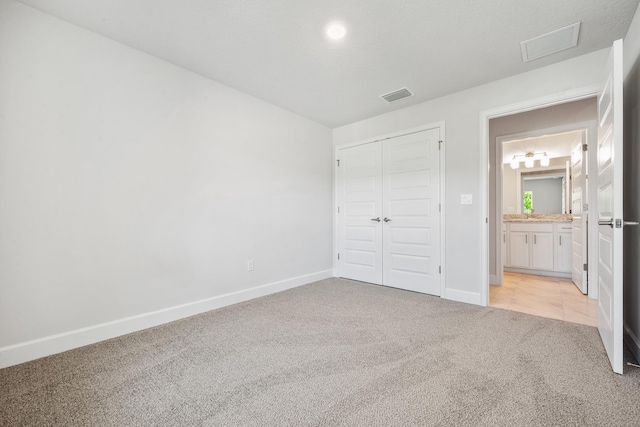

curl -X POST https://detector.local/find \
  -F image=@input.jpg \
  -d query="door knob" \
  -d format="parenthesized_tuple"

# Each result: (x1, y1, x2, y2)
(383, 217, 392, 222)
(598, 218, 640, 228)
(598, 219, 614, 228)
(370, 217, 381, 222)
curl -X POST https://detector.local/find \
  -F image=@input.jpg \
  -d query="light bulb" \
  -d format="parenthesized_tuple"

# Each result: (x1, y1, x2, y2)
(524, 157, 534, 168)
(325, 22, 347, 40)
(540, 154, 550, 167)
(510, 158, 519, 169)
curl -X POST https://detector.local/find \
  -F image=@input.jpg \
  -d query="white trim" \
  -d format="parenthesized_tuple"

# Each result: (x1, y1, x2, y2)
(0, 270, 333, 369)
(503, 267, 572, 279)
(624, 323, 640, 366)
(334, 123, 444, 151)
(333, 121, 446, 297)
(444, 288, 482, 305)
(479, 85, 599, 307)
(439, 123, 447, 297)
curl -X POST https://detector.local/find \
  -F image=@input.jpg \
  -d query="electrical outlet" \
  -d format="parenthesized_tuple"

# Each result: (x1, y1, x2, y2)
(247, 259, 254, 271)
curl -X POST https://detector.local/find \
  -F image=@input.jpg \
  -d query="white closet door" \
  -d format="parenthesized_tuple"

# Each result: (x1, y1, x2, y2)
(337, 142, 383, 285)
(382, 129, 441, 295)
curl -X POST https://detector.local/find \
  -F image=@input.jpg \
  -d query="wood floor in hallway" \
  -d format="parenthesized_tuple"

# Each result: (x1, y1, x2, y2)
(490, 271, 598, 327)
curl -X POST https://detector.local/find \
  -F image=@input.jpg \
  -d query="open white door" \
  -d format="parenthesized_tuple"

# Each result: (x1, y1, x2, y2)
(571, 135, 588, 293)
(596, 39, 624, 374)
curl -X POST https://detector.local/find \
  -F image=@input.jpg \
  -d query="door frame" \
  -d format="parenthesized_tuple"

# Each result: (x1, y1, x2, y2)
(493, 121, 596, 299)
(333, 121, 446, 297)
(479, 86, 600, 306)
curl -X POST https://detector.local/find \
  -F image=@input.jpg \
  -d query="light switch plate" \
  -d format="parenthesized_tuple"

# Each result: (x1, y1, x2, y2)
(461, 194, 472, 205)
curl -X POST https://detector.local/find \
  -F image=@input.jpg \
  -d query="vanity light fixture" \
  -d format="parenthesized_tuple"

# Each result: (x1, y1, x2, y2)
(510, 152, 550, 169)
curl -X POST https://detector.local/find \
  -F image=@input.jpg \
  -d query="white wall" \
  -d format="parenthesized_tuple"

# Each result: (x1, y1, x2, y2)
(334, 49, 609, 305)
(623, 1, 640, 363)
(0, 0, 333, 367)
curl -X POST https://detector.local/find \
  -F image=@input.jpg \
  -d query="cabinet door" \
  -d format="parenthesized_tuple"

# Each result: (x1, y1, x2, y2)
(531, 232, 554, 270)
(556, 232, 572, 272)
(508, 232, 529, 268)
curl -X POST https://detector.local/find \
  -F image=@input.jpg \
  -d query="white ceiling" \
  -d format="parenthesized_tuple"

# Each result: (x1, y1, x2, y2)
(15, 0, 640, 127)
(502, 130, 583, 164)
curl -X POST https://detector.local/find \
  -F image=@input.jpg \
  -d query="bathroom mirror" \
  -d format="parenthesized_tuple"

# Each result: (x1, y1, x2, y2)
(520, 169, 568, 214)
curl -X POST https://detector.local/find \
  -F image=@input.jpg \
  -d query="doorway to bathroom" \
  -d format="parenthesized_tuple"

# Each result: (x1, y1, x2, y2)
(488, 97, 598, 325)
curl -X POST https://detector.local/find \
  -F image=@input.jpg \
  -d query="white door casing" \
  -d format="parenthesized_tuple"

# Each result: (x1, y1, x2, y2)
(596, 39, 624, 374)
(382, 129, 441, 295)
(336, 142, 383, 285)
(571, 135, 588, 293)
(336, 127, 441, 295)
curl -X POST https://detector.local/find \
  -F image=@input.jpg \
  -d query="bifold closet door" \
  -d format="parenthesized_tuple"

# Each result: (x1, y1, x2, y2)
(337, 142, 383, 285)
(337, 128, 440, 295)
(382, 129, 440, 295)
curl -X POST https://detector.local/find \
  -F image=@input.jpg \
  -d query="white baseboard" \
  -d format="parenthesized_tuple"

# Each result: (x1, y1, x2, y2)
(0, 270, 333, 369)
(624, 323, 640, 365)
(443, 288, 482, 306)
(503, 267, 571, 279)
(489, 274, 499, 285)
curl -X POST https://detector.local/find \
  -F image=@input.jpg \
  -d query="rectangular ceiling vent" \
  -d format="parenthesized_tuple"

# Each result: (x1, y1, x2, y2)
(520, 22, 581, 62)
(380, 87, 413, 103)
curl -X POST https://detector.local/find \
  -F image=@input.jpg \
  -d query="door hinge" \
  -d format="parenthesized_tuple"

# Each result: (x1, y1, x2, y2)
(438, 140, 443, 150)
(337, 253, 340, 260)
(583, 263, 588, 271)
(582, 143, 588, 151)
(338, 206, 340, 214)
(583, 203, 588, 211)
(337, 159, 340, 167)
(439, 265, 441, 274)
(439, 204, 441, 212)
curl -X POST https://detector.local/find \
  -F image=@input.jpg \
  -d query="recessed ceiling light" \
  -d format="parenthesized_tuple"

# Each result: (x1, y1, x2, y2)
(325, 21, 347, 40)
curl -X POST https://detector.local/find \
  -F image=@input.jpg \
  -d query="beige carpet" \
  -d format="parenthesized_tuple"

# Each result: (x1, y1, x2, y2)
(1, 278, 640, 426)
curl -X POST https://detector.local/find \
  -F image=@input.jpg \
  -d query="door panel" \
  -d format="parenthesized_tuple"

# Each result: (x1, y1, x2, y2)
(597, 39, 623, 374)
(382, 129, 441, 295)
(571, 136, 588, 293)
(337, 142, 383, 284)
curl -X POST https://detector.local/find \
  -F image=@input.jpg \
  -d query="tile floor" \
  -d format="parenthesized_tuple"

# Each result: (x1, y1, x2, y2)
(490, 271, 598, 326)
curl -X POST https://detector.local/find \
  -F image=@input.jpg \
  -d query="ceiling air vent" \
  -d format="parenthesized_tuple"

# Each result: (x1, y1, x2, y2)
(520, 22, 581, 62)
(380, 88, 413, 103)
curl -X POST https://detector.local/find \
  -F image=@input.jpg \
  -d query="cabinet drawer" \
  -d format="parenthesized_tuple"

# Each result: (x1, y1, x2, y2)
(509, 223, 553, 233)
(554, 223, 573, 232)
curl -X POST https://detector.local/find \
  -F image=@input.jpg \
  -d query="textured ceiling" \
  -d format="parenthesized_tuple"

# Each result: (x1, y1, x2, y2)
(14, 0, 640, 127)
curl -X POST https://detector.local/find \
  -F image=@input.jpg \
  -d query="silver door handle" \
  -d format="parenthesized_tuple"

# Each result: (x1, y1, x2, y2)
(598, 219, 614, 228)
(624, 221, 640, 226)
(370, 217, 380, 222)
(383, 217, 392, 222)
